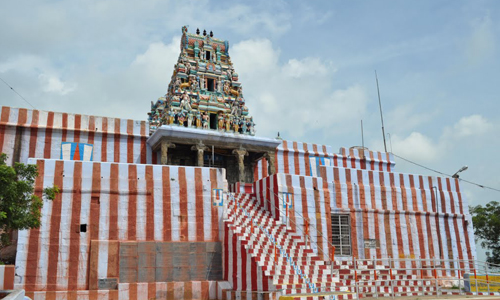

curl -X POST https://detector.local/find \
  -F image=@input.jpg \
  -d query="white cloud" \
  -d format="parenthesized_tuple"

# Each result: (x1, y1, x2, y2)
(38, 74, 76, 95)
(465, 15, 496, 66)
(451, 114, 493, 138)
(231, 38, 368, 139)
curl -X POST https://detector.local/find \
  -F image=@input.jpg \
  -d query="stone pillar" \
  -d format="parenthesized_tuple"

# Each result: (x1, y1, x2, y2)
(232, 149, 248, 182)
(160, 141, 176, 165)
(265, 151, 276, 175)
(191, 143, 208, 167)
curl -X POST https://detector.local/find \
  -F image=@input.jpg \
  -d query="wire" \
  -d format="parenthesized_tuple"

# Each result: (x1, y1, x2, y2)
(0, 77, 36, 109)
(391, 152, 500, 193)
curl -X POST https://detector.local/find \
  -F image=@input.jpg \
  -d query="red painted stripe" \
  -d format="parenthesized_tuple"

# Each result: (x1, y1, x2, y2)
(345, 169, 353, 208)
(299, 177, 310, 238)
(312, 143, 319, 156)
(282, 141, 290, 174)
(3, 266, 14, 290)
(127, 165, 138, 240)
(101, 118, 108, 162)
(141, 137, 147, 164)
(446, 178, 456, 214)
(321, 172, 333, 260)
(357, 170, 370, 258)
(273, 175, 279, 219)
(61, 113, 68, 142)
(108, 164, 119, 240)
(74, 114, 81, 143)
(293, 141, 300, 175)
(113, 119, 120, 162)
(46, 160, 64, 291)
(232, 232, 238, 289)
(129, 283, 138, 300)
(178, 167, 188, 241)
(87, 116, 95, 148)
(0, 107, 10, 153)
(241, 239, 247, 290)
(454, 178, 464, 215)
(43, 112, 54, 158)
(195, 168, 204, 241)
(223, 223, 229, 280)
(437, 178, 446, 213)
(333, 168, 342, 208)
(350, 209, 359, 258)
(68, 162, 82, 290)
(28, 110, 39, 158)
(286, 176, 296, 232)
(24, 160, 44, 291)
(250, 252, 257, 290)
(162, 167, 172, 241)
(452, 217, 464, 271)
(145, 165, 155, 241)
(312, 177, 324, 257)
(148, 282, 156, 300)
(303, 143, 311, 176)
(127, 120, 133, 163)
(383, 212, 393, 259)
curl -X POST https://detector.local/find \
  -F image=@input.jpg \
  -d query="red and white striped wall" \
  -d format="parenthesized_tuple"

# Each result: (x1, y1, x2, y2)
(0, 265, 15, 290)
(223, 222, 273, 292)
(253, 174, 280, 221)
(321, 165, 475, 267)
(15, 158, 227, 292)
(255, 168, 475, 271)
(26, 281, 221, 300)
(253, 140, 395, 181)
(0, 106, 151, 166)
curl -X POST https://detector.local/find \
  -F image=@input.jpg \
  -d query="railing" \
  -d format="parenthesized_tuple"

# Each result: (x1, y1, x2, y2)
(346, 257, 500, 299)
(225, 192, 320, 292)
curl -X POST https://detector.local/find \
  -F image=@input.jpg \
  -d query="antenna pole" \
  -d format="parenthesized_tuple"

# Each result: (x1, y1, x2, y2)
(375, 71, 388, 152)
(361, 120, 365, 148)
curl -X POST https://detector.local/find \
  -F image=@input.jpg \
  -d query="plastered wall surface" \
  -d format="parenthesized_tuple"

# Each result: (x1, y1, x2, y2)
(254, 140, 395, 181)
(15, 159, 226, 292)
(0, 106, 151, 166)
(270, 167, 475, 276)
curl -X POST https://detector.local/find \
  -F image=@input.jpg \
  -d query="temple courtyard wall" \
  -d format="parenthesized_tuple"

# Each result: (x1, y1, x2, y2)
(0, 106, 477, 298)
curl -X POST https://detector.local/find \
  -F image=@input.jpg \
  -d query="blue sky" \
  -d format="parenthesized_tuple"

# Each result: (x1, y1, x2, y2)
(1, 0, 499, 259)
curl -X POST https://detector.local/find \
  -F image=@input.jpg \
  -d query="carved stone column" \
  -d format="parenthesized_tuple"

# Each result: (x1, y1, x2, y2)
(191, 143, 208, 167)
(232, 148, 248, 182)
(265, 151, 276, 175)
(160, 140, 176, 165)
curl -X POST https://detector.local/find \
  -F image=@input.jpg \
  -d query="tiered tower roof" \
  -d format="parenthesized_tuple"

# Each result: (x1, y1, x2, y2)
(148, 26, 255, 135)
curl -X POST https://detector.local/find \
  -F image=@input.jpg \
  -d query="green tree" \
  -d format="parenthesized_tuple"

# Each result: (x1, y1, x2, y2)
(0, 153, 58, 246)
(471, 201, 500, 265)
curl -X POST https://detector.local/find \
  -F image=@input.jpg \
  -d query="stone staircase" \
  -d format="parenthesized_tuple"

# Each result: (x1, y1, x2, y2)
(333, 260, 468, 298)
(221, 192, 355, 299)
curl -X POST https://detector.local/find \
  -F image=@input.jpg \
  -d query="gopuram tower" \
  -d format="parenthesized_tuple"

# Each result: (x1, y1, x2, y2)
(147, 26, 279, 184)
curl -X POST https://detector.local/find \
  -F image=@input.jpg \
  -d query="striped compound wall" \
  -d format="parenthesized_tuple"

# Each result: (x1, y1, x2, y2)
(1, 105, 477, 299)
(0, 106, 151, 166)
(254, 141, 395, 181)
(15, 159, 226, 294)
(262, 167, 475, 271)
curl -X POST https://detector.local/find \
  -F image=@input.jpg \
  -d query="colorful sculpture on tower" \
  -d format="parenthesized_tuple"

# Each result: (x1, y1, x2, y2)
(148, 26, 255, 135)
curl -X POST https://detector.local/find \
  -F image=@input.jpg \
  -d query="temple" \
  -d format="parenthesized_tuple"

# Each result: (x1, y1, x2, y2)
(147, 26, 277, 185)
(0, 26, 484, 300)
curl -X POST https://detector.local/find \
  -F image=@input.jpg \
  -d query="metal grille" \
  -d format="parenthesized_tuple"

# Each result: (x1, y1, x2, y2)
(331, 214, 351, 256)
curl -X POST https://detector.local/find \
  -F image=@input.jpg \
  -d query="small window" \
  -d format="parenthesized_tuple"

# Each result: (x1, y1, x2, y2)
(207, 78, 215, 92)
(206, 50, 211, 60)
(80, 224, 87, 232)
(331, 214, 351, 256)
(209, 114, 217, 129)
